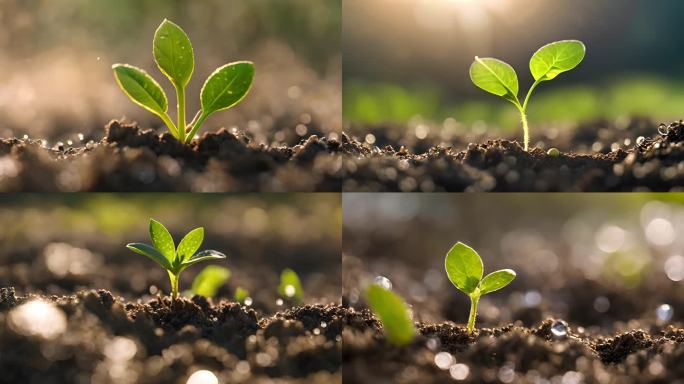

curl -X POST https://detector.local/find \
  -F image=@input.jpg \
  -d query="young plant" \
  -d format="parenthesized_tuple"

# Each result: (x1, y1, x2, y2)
(191, 265, 231, 298)
(445, 242, 516, 335)
(113, 19, 255, 144)
(470, 40, 585, 151)
(234, 287, 250, 303)
(364, 283, 416, 346)
(126, 219, 226, 299)
(278, 268, 304, 303)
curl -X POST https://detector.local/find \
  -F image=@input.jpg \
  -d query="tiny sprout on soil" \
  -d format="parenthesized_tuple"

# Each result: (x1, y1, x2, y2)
(234, 287, 250, 303)
(364, 284, 416, 346)
(113, 19, 255, 144)
(191, 265, 231, 298)
(126, 218, 226, 299)
(445, 242, 516, 335)
(278, 268, 304, 303)
(470, 40, 585, 151)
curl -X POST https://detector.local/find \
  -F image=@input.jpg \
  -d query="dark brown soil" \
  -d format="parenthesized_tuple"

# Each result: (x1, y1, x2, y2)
(0, 120, 343, 192)
(0, 287, 342, 383)
(341, 119, 684, 191)
(343, 308, 684, 384)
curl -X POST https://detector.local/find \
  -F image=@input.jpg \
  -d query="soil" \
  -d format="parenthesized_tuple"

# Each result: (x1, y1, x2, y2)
(0, 287, 342, 384)
(341, 118, 684, 191)
(342, 254, 684, 383)
(0, 120, 343, 192)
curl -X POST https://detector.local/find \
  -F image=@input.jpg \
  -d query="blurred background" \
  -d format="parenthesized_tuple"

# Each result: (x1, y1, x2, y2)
(344, 0, 684, 139)
(0, 0, 341, 144)
(343, 193, 684, 330)
(0, 193, 341, 311)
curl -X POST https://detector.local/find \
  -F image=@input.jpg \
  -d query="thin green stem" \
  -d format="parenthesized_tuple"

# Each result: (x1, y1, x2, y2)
(185, 111, 210, 144)
(169, 272, 180, 300)
(160, 113, 180, 140)
(522, 79, 542, 111)
(175, 84, 187, 143)
(467, 294, 480, 335)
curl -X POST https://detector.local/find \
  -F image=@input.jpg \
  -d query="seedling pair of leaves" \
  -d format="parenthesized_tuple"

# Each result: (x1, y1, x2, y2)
(113, 19, 254, 144)
(278, 268, 304, 304)
(445, 242, 516, 334)
(127, 219, 226, 299)
(470, 40, 586, 151)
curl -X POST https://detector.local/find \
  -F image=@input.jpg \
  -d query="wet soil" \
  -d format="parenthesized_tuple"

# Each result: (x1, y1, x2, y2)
(0, 120, 343, 192)
(343, 309, 684, 384)
(341, 119, 684, 191)
(0, 287, 342, 384)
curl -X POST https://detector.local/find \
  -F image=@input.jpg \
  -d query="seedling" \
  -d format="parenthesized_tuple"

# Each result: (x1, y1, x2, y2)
(191, 265, 231, 298)
(113, 19, 255, 144)
(234, 287, 250, 303)
(126, 219, 226, 299)
(470, 40, 585, 151)
(278, 268, 304, 303)
(364, 284, 416, 346)
(445, 242, 516, 334)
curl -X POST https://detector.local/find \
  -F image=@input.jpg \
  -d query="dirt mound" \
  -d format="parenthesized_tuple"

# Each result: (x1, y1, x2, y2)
(342, 119, 684, 192)
(0, 288, 342, 383)
(0, 121, 343, 192)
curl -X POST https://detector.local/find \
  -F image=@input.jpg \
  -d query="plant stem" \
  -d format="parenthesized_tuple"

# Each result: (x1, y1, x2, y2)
(519, 108, 530, 152)
(169, 272, 180, 300)
(185, 111, 210, 144)
(175, 84, 187, 143)
(467, 294, 480, 335)
(160, 113, 180, 140)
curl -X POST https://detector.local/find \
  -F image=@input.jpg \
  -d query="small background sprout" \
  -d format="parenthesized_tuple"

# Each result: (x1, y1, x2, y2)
(234, 287, 250, 304)
(113, 19, 255, 144)
(445, 242, 516, 334)
(278, 268, 304, 303)
(191, 265, 231, 298)
(364, 284, 416, 347)
(126, 218, 226, 299)
(470, 40, 585, 151)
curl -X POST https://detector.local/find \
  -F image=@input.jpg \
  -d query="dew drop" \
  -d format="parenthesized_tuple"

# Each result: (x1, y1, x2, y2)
(276, 298, 284, 306)
(656, 304, 673, 322)
(551, 319, 568, 338)
(434, 352, 453, 370)
(244, 297, 253, 306)
(284, 284, 296, 297)
(374, 276, 392, 290)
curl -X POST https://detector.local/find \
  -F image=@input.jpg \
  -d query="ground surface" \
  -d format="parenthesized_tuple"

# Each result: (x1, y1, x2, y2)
(341, 118, 684, 191)
(0, 288, 342, 384)
(0, 121, 343, 192)
(342, 254, 684, 384)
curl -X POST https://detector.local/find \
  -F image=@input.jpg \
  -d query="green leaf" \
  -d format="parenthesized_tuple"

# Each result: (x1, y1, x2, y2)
(112, 64, 168, 116)
(445, 242, 483, 295)
(126, 243, 172, 270)
(191, 265, 231, 298)
(181, 249, 226, 268)
(364, 284, 416, 346)
(530, 40, 585, 82)
(149, 219, 176, 263)
(278, 268, 304, 302)
(177, 227, 204, 262)
(479, 269, 516, 295)
(200, 61, 255, 116)
(234, 287, 249, 302)
(153, 19, 194, 87)
(469, 57, 519, 104)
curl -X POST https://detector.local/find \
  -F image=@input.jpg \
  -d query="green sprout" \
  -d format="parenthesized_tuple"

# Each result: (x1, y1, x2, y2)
(126, 219, 226, 299)
(113, 19, 255, 144)
(278, 268, 304, 303)
(234, 287, 250, 303)
(469, 40, 585, 151)
(364, 284, 416, 346)
(191, 265, 231, 298)
(445, 242, 516, 335)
